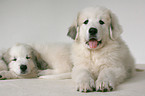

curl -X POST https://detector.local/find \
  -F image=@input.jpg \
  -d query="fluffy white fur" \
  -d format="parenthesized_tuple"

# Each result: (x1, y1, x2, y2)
(0, 43, 72, 79)
(67, 7, 135, 92)
(31, 43, 72, 79)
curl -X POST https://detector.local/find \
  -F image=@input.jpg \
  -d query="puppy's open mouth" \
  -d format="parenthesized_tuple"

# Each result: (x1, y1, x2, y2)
(86, 38, 102, 49)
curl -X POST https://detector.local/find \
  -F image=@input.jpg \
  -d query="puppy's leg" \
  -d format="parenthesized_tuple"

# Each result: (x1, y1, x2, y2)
(38, 69, 57, 76)
(39, 72, 71, 79)
(72, 68, 95, 92)
(0, 71, 18, 79)
(96, 67, 126, 92)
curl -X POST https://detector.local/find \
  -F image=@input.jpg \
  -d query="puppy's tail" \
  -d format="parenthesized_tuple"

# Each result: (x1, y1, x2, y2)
(39, 72, 71, 80)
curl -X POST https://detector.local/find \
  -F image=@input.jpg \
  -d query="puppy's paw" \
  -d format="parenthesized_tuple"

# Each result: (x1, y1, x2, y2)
(96, 79, 114, 92)
(76, 77, 95, 92)
(0, 71, 7, 80)
(38, 69, 54, 76)
(38, 70, 46, 76)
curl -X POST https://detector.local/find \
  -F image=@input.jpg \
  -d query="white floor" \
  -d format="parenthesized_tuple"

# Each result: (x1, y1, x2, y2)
(0, 64, 145, 96)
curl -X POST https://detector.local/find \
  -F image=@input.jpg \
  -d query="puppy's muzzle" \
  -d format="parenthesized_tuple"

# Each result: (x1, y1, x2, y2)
(86, 27, 102, 49)
(20, 65, 27, 73)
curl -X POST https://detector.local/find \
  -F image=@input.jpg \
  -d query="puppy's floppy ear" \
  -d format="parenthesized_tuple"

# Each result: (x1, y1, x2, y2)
(67, 14, 79, 40)
(67, 20, 78, 40)
(2, 49, 11, 65)
(32, 49, 48, 70)
(109, 10, 123, 40)
(0, 50, 8, 71)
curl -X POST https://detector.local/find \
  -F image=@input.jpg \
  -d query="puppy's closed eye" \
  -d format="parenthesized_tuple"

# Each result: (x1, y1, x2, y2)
(12, 58, 17, 61)
(26, 56, 31, 59)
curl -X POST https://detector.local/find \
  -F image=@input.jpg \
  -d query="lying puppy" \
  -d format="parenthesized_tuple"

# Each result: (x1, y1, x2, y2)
(67, 7, 135, 92)
(0, 43, 72, 79)
(0, 43, 48, 79)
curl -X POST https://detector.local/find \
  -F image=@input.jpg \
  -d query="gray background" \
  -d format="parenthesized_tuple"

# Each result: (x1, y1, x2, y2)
(0, 0, 145, 64)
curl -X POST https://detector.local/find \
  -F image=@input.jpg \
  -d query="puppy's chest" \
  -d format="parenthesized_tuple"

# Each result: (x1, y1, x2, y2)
(88, 52, 103, 76)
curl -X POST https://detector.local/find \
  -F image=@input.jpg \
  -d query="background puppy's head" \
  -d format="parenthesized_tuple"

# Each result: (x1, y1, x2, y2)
(67, 6, 122, 49)
(2, 43, 47, 76)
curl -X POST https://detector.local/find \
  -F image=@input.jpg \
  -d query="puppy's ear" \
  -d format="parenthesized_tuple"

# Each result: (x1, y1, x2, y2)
(2, 49, 11, 65)
(109, 10, 123, 40)
(32, 49, 48, 70)
(67, 20, 78, 40)
(0, 50, 8, 71)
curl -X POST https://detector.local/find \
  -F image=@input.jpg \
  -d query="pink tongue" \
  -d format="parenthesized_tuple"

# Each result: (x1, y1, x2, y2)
(89, 40, 98, 48)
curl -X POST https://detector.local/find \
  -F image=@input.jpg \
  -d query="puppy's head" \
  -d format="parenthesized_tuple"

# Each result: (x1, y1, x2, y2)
(67, 7, 122, 49)
(2, 43, 47, 76)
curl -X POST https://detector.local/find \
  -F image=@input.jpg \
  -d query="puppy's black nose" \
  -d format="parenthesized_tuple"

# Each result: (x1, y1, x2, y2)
(20, 65, 27, 72)
(89, 28, 98, 35)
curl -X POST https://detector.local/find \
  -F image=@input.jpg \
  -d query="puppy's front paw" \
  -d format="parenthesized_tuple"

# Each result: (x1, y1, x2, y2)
(38, 70, 46, 76)
(38, 69, 53, 76)
(0, 71, 7, 80)
(96, 79, 114, 92)
(76, 77, 95, 92)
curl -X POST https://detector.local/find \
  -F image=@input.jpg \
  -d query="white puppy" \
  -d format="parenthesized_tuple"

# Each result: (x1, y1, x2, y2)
(0, 43, 72, 79)
(67, 7, 135, 92)
(0, 43, 48, 79)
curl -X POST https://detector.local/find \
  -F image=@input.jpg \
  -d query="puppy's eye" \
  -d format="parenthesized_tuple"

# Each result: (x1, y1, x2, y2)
(84, 20, 89, 24)
(26, 56, 31, 59)
(12, 58, 17, 61)
(99, 20, 105, 25)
